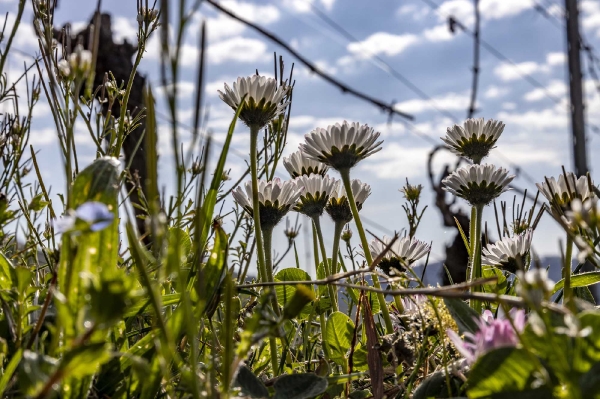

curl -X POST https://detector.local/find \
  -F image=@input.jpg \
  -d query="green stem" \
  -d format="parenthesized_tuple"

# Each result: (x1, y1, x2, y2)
(331, 222, 344, 275)
(313, 217, 338, 312)
(394, 294, 405, 314)
(250, 126, 279, 374)
(469, 205, 484, 313)
(249, 126, 269, 286)
(564, 236, 573, 306)
(339, 169, 394, 334)
(312, 225, 330, 361)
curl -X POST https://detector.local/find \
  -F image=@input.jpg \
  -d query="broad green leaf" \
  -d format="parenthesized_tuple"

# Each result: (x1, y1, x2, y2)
(282, 285, 315, 320)
(235, 365, 269, 398)
(326, 311, 355, 366)
(273, 373, 328, 399)
(552, 271, 600, 294)
(443, 298, 479, 334)
(0, 251, 15, 291)
(167, 227, 192, 276)
(468, 347, 550, 398)
(275, 267, 313, 319)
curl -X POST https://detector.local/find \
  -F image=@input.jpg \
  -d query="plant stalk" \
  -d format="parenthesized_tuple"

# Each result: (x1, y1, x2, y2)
(469, 204, 484, 313)
(564, 236, 573, 306)
(339, 168, 394, 333)
(249, 125, 279, 374)
(313, 216, 338, 312)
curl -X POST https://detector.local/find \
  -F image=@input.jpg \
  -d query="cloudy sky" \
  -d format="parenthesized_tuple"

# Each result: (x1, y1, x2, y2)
(4, 0, 600, 277)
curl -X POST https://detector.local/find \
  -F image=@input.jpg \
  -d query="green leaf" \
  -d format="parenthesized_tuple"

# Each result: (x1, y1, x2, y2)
(275, 268, 313, 319)
(195, 222, 228, 317)
(552, 271, 600, 294)
(235, 365, 269, 398)
(0, 349, 22, 396)
(455, 217, 471, 256)
(28, 193, 49, 212)
(326, 311, 355, 366)
(282, 285, 315, 320)
(60, 342, 111, 379)
(443, 298, 479, 334)
(468, 347, 550, 398)
(273, 373, 328, 399)
(0, 252, 15, 291)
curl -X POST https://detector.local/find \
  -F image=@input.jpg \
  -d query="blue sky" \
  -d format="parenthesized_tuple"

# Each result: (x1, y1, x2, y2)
(4, 0, 600, 277)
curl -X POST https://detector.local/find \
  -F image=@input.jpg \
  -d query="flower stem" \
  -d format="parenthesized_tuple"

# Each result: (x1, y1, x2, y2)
(331, 221, 344, 275)
(250, 126, 279, 374)
(313, 216, 338, 312)
(339, 168, 394, 334)
(313, 224, 330, 361)
(469, 204, 484, 313)
(564, 236, 573, 306)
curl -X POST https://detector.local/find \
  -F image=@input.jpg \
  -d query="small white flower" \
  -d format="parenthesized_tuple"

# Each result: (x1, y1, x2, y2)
(442, 164, 514, 206)
(516, 268, 554, 307)
(57, 59, 71, 77)
(536, 172, 595, 211)
(300, 121, 383, 171)
(218, 75, 289, 128)
(232, 178, 303, 229)
(283, 150, 329, 178)
(482, 230, 533, 273)
(293, 174, 339, 218)
(442, 118, 505, 163)
(325, 179, 371, 224)
(67, 44, 92, 77)
(369, 236, 430, 275)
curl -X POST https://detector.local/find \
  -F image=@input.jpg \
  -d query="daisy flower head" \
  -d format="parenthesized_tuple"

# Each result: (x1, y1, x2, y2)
(565, 197, 600, 231)
(447, 309, 525, 365)
(283, 150, 329, 178)
(442, 118, 505, 163)
(481, 229, 533, 273)
(218, 75, 289, 129)
(325, 179, 371, 224)
(232, 178, 303, 230)
(293, 174, 339, 218)
(369, 236, 430, 276)
(516, 268, 554, 307)
(300, 121, 383, 171)
(442, 164, 514, 206)
(536, 172, 595, 212)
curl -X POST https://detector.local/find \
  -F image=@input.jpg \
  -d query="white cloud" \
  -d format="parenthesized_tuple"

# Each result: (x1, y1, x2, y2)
(494, 61, 549, 81)
(207, 37, 268, 64)
(394, 92, 469, 114)
(397, 4, 430, 20)
(437, 0, 535, 26)
(200, 1, 280, 41)
(221, 1, 280, 23)
(484, 85, 509, 99)
(423, 24, 454, 42)
(502, 102, 517, 110)
(347, 32, 419, 58)
(546, 52, 566, 66)
(523, 80, 567, 102)
(497, 105, 569, 130)
(113, 17, 138, 43)
(283, 0, 336, 13)
(581, 0, 600, 36)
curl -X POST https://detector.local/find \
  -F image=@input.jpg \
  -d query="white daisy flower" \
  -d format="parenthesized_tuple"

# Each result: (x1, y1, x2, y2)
(369, 236, 430, 276)
(299, 121, 383, 171)
(565, 198, 600, 230)
(325, 179, 371, 224)
(536, 172, 595, 211)
(482, 230, 533, 273)
(516, 268, 554, 307)
(442, 118, 505, 163)
(218, 75, 289, 128)
(442, 164, 514, 206)
(293, 174, 339, 218)
(232, 178, 303, 229)
(283, 150, 329, 178)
